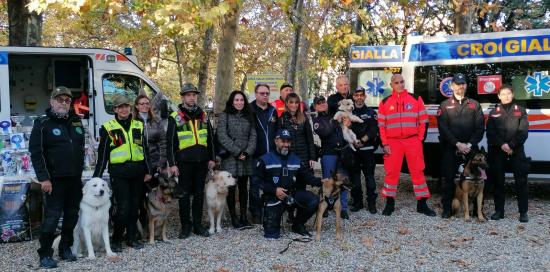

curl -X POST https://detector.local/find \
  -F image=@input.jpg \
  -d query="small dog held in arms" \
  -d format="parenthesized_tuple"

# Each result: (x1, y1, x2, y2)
(145, 172, 178, 244)
(205, 170, 236, 234)
(70, 178, 116, 259)
(333, 99, 363, 151)
(315, 172, 353, 242)
(452, 147, 489, 222)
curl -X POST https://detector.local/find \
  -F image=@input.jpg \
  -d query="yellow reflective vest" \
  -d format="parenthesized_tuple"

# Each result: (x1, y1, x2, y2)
(170, 111, 208, 150)
(103, 119, 145, 164)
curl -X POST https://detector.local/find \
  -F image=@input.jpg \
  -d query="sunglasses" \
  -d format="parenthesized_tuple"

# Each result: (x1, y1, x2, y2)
(55, 97, 72, 104)
(257, 92, 270, 96)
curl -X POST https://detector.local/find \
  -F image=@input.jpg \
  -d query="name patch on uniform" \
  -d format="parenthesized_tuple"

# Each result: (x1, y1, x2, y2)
(52, 128, 61, 136)
(273, 177, 279, 184)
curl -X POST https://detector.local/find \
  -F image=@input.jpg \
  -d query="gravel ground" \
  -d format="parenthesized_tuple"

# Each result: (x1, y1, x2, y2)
(1, 165, 549, 272)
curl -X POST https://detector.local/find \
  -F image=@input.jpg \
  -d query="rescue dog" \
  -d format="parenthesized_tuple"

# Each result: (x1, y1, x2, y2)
(71, 178, 116, 259)
(145, 172, 178, 244)
(333, 99, 363, 151)
(205, 170, 236, 234)
(315, 172, 353, 242)
(452, 147, 488, 222)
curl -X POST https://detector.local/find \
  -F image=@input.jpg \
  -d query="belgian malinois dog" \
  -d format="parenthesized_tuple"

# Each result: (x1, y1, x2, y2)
(146, 172, 178, 244)
(315, 172, 353, 242)
(452, 147, 488, 222)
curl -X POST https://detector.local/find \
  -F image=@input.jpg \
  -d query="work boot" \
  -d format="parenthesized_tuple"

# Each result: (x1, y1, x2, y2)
(490, 211, 504, 220)
(519, 212, 529, 223)
(350, 204, 364, 212)
(59, 248, 77, 262)
(178, 224, 192, 239)
(291, 224, 312, 237)
(341, 210, 350, 220)
(39, 256, 58, 269)
(111, 242, 123, 253)
(240, 214, 253, 229)
(382, 197, 395, 216)
(230, 213, 244, 230)
(193, 224, 210, 237)
(367, 201, 377, 214)
(126, 240, 144, 250)
(417, 198, 436, 217)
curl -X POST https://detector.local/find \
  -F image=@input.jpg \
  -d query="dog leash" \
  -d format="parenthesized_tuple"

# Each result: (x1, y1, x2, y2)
(279, 234, 313, 254)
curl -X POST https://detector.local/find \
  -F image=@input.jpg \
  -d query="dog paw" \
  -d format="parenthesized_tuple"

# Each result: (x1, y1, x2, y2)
(336, 234, 342, 240)
(148, 241, 155, 245)
(87, 255, 96, 260)
(464, 217, 471, 222)
(209, 229, 215, 235)
(478, 217, 487, 222)
(106, 252, 117, 257)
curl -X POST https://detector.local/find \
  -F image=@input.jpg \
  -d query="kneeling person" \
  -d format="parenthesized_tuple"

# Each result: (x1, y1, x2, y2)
(256, 129, 321, 239)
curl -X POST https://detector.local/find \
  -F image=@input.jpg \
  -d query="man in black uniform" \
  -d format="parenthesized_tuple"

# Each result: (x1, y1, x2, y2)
(167, 83, 215, 238)
(29, 86, 85, 269)
(486, 85, 530, 222)
(349, 86, 379, 214)
(327, 75, 352, 116)
(437, 74, 485, 218)
(256, 129, 321, 239)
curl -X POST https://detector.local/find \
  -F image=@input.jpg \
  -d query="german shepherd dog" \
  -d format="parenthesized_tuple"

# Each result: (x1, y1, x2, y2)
(452, 147, 488, 221)
(315, 172, 353, 242)
(145, 173, 178, 244)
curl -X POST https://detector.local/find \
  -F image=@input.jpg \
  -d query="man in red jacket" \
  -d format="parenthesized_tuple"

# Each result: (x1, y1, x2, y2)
(378, 74, 435, 216)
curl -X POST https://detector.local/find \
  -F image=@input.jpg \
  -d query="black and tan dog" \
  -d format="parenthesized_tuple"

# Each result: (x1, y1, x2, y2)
(452, 147, 488, 221)
(315, 172, 352, 242)
(145, 172, 178, 244)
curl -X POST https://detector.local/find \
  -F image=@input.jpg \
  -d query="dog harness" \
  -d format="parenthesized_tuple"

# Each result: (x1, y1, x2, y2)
(324, 194, 339, 210)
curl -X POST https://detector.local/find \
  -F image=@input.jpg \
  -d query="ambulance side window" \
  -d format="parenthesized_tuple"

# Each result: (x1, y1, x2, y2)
(102, 74, 156, 114)
(501, 61, 550, 109)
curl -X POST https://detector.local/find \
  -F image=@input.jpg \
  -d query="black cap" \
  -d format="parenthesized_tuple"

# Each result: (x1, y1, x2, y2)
(452, 73, 467, 84)
(180, 83, 199, 95)
(275, 129, 292, 140)
(353, 86, 366, 95)
(280, 83, 293, 90)
(313, 96, 326, 105)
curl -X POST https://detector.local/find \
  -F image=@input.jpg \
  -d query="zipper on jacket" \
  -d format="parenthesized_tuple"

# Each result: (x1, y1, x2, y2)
(192, 119, 199, 145)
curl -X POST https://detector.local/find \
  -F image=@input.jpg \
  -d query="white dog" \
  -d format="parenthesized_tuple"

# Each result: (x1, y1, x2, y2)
(205, 170, 236, 234)
(333, 99, 364, 151)
(71, 178, 116, 259)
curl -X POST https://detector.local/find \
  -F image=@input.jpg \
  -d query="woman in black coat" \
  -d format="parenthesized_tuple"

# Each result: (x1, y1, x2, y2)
(486, 85, 530, 222)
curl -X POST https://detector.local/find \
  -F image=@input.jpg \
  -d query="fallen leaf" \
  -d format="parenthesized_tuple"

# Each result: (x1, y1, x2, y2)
(450, 259, 468, 267)
(517, 225, 525, 231)
(361, 236, 373, 247)
(362, 220, 377, 228)
(216, 268, 229, 272)
(108, 255, 122, 262)
(398, 227, 411, 235)
(489, 229, 499, 235)
(459, 236, 474, 242)
(383, 246, 401, 254)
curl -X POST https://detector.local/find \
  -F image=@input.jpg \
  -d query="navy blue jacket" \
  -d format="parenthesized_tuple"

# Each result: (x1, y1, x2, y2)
(312, 111, 346, 156)
(250, 101, 278, 158)
(256, 151, 321, 197)
(351, 105, 380, 150)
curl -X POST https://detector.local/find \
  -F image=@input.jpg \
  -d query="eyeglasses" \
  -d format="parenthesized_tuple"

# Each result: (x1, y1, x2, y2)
(392, 80, 405, 84)
(55, 97, 72, 104)
(257, 92, 270, 96)
(315, 100, 326, 105)
(138, 102, 150, 106)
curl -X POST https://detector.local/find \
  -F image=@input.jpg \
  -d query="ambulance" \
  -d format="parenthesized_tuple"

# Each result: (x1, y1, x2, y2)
(0, 47, 163, 139)
(350, 28, 550, 178)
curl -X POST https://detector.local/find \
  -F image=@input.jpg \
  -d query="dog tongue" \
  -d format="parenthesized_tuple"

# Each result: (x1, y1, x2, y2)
(479, 168, 487, 180)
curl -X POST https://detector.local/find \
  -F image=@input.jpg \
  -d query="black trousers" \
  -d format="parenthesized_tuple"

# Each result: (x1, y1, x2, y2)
(177, 161, 208, 227)
(227, 176, 249, 217)
(350, 149, 377, 207)
(111, 175, 143, 243)
(488, 145, 529, 214)
(263, 190, 319, 238)
(37, 176, 82, 258)
(440, 144, 466, 210)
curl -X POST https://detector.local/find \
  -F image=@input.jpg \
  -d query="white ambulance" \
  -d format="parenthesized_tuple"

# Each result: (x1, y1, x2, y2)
(350, 29, 550, 178)
(0, 47, 163, 139)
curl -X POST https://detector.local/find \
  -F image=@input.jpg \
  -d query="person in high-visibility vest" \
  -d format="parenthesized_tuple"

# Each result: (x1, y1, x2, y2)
(94, 94, 152, 253)
(167, 83, 215, 239)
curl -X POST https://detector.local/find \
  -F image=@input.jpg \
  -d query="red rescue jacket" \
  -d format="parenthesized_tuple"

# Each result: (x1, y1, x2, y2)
(378, 90, 428, 145)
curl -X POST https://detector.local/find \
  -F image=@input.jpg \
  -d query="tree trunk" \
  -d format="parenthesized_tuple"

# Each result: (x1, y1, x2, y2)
(453, 0, 474, 34)
(197, 25, 215, 108)
(174, 38, 184, 90)
(213, 4, 241, 114)
(286, 0, 304, 86)
(296, 34, 309, 102)
(8, 0, 42, 46)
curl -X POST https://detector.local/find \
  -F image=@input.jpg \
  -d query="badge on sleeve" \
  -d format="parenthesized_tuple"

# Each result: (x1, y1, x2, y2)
(313, 123, 319, 130)
(52, 128, 61, 136)
(273, 177, 279, 184)
(405, 103, 413, 110)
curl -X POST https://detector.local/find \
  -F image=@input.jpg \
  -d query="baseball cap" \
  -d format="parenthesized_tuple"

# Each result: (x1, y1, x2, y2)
(111, 94, 132, 107)
(51, 86, 73, 98)
(280, 83, 293, 90)
(452, 73, 467, 84)
(353, 86, 366, 95)
(313, 96, 326, 104)
(275, 129, 292, 140)
(180, 83, 200, 95)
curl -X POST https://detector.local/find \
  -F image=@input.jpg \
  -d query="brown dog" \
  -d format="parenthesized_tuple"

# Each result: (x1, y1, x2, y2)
(452, 147, 488, 221)
(315, 172, 352, 242)
(146, 173, 178, 244)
